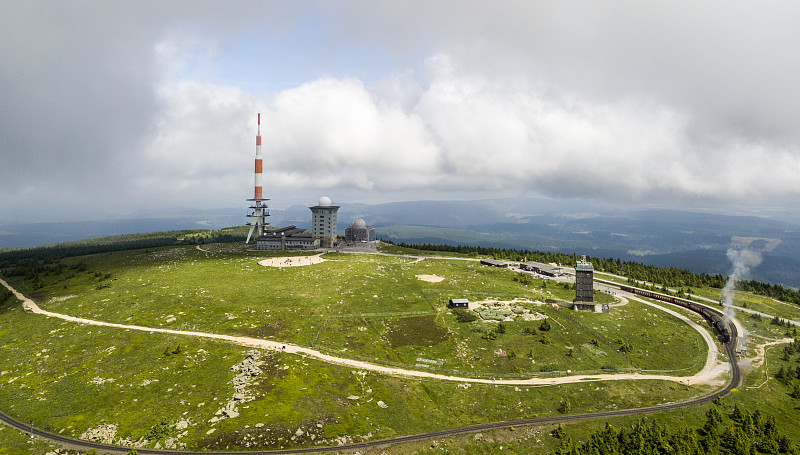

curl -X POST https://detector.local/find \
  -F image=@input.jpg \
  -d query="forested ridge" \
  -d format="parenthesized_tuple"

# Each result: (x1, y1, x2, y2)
(0, 227, 246, 266)
(385, 241, 800, 306)
(552, 407, 795, 455)
(0, 227, 247, 290)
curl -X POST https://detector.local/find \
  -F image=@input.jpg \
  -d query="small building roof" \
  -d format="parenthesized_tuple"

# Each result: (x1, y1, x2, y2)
(522, 261, 563, 274)
(257, 225, 315, 240)
(480, 259, 508, 267)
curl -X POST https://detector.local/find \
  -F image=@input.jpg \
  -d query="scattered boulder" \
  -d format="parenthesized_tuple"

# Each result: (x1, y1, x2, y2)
(377, 401, 388, 409)
(80, 424, 117, 444)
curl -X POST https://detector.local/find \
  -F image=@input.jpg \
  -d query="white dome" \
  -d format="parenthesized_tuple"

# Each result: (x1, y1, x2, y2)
(318, 196, 332, 206)
(353, 218, 367, 228)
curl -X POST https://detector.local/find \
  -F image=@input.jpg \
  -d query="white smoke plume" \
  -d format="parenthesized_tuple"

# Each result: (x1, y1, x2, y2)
(721, 248, 763, 348)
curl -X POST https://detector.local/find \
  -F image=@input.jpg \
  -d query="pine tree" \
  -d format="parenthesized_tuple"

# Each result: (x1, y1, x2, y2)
(790, 382, 800, 399)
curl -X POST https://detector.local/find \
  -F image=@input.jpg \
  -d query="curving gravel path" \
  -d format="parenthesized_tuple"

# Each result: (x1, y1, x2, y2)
(0, 277, 723, 387)
(0, 266, 745, 455)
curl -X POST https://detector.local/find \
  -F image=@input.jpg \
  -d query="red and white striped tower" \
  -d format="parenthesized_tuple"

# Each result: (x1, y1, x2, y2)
(254, 113, 263, 200)
(246, 113, 270, 244)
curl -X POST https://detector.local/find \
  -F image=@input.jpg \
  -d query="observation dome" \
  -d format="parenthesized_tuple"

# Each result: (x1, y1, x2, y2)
(353, 218, 367, 228)
(318, 196, 332, 206)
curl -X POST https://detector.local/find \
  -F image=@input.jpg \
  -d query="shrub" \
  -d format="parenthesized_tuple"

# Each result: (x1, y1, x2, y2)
(145, 420, 174, 442)
(539, 319, 551, 331)
(557, 399, 571, 414)
(453, 308, 478, 323)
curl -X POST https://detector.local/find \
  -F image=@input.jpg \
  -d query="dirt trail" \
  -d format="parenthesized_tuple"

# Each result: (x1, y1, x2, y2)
(0, 277, 726, 387)
(745, 338, 793, 389)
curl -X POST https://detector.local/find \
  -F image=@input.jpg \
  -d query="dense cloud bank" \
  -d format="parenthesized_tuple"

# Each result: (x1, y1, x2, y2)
(2, 1, 799, 222)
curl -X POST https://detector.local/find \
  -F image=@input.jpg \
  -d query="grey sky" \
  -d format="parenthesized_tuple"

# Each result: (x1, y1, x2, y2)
(2, 1, 799, 224)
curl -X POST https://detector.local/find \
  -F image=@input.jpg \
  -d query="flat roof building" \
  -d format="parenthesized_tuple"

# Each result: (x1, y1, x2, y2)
(256, 226, 319, 251)
(480, 259, 509, 268)
(520, 261, 564, 277)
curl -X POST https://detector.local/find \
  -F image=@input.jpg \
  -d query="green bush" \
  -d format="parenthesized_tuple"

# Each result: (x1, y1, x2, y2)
(145, 420, 174, 442)
(453, 308, 478, 323)
(557, 399, 571, 414)
(539, 318, 551, 331)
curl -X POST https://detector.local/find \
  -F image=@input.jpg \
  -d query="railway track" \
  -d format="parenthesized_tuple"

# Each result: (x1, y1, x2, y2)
(0, 279, 741, 454)
(1, 337, 741, 454)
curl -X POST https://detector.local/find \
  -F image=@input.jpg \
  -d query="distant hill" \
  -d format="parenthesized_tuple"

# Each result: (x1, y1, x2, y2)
(344, 200, 800, 288)
(2, 198, 798, 287)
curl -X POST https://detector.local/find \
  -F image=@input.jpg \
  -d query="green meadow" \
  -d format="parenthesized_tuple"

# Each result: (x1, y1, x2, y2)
(0, 241, 769, 451)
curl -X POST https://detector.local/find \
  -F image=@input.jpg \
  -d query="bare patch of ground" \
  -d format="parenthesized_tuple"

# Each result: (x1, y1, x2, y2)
(258, 255, 324, 268)
(416, 274, 444, 283)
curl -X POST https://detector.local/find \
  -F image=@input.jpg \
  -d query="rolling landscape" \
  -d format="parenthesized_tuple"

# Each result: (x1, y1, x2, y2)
(1, 232, 800, 453)
(3, 2, 800, 454)
(5, 199, 799, 288)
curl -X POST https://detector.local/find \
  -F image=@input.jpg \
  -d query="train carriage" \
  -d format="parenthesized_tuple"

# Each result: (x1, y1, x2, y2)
(616, 284, 730, 343)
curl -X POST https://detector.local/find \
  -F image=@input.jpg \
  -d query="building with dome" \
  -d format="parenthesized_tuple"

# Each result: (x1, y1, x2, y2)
(309, 196, 339, 248)
(345, 218, 376, 242)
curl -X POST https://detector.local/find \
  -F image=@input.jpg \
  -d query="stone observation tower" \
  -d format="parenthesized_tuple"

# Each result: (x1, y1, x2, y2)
(309, 197, 339, 248)
(573, 256, 596, 311)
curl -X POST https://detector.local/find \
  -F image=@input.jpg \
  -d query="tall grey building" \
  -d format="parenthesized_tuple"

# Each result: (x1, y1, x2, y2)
(309, 196, 339, 248)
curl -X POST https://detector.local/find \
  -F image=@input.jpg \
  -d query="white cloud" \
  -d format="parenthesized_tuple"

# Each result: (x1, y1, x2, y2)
(3, 1, 800, 223)
(138, 52, 800, 210)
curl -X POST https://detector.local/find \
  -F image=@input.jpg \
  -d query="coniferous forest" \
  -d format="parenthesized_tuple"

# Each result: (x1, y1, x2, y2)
(552, 408, 794, 455)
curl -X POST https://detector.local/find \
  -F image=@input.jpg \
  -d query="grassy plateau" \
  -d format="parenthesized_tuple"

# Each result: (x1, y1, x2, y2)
(0, 241, 792, 453)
